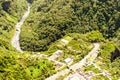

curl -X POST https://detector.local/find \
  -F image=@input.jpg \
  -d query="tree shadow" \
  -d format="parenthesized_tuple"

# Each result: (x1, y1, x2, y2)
(2, 1, 11, 12)
(111, 48, 120, 62)
(26, 0, 33, 4)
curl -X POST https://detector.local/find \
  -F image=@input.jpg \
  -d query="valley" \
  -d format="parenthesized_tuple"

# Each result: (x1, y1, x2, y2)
(0, 0, 120, 80)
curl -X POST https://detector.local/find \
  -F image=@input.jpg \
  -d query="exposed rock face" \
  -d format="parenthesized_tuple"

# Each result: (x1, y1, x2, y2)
(111, 48, 120, 62)
(2, 1, 11, 12)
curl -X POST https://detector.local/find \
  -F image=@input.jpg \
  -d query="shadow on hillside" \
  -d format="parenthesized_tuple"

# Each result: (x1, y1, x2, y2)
(2, 1, 11, 12)
(111, 48, 120, 62)
(26, 0, 33, 4)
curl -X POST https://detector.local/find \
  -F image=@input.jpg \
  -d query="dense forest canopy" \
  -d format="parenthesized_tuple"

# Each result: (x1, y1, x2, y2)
(20, 0, 120, 52)
(0, 0, 27, 35)
(0, 0, 55, 79)
(0, 0, 120, 79)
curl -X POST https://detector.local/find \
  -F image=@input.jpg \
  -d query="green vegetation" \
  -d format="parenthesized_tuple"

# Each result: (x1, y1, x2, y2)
(80, 34, 120, 79)
(84, 64, 100, 74)
(0, 0, 120, 80)
(20, 0, 120, 51)
(41, 31, 103, 63)
(0, 0, 28, 52)
(91, 74, 109, 80)
(0, 0, 27, 29)
(97, 41, 120, 79)
(56, 73, 70, 80)
(0, 51, 55, 80)
(0, 0, 56, 80)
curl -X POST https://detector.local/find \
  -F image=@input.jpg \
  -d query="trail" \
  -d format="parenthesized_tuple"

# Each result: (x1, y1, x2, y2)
(45, 43, 100, 80)
(11, 4, 30, 53)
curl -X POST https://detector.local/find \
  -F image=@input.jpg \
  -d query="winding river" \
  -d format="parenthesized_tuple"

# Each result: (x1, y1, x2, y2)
(11, 4, 30, 53)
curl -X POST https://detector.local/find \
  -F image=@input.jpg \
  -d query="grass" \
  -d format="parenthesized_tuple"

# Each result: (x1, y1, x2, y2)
(0, 31, 17, 51)
(91, 74, 109, 80)
(84, 64, 100, 74)
(63, 36, 72, 41)
(0, 13, 18, 52)
(56, 72, 71, 80)
(21, 24, 34, 39)
(42, 33, 93, 64)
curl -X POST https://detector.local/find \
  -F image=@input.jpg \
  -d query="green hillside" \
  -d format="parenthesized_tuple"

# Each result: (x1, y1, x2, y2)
(0, 0, 55, 79)
(0, 0, 27, 51)
(0, 0, 120, 80)
(20, 0, 120, 51)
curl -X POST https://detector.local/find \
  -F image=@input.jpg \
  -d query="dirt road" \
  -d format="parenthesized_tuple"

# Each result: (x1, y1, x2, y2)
(46, 43, 100, 80)
(11, 4, 30, 53)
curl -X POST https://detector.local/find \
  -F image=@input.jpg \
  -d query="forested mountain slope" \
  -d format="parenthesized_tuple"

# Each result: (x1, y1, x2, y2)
(0, 0, 27, 51)
(20, 0, 120, 51)
(0, 0, 55, 79)
(0, 0, 120, 80)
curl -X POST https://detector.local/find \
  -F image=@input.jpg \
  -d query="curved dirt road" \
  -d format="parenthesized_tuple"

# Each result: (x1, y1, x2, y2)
(11, 4, 30, 53)
(46, 43, 100, 80)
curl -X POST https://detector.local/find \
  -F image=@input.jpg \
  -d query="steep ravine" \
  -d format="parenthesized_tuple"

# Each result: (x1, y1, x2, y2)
(11, 4, 30, 53)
